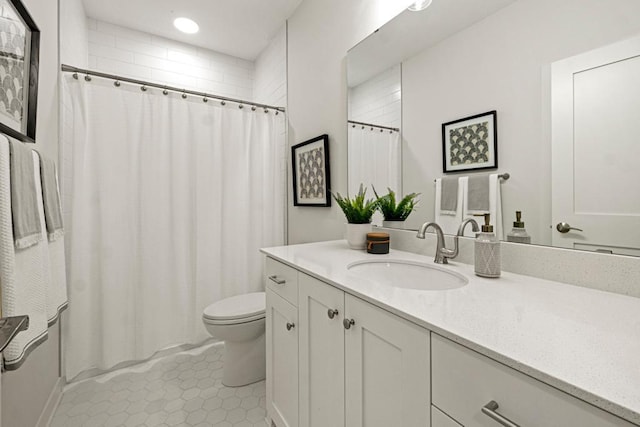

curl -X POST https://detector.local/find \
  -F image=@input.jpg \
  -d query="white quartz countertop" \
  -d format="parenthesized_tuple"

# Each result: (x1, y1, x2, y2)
(261, 240, 640, 425)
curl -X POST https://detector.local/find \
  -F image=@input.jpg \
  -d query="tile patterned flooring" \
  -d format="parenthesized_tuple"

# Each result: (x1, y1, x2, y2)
(50, 343, 267, 427)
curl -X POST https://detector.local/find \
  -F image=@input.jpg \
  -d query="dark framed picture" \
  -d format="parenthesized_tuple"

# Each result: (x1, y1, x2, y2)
(0, 0, 40, 143)
(292, 134, 331, 207)
(442, 110, 497, 173)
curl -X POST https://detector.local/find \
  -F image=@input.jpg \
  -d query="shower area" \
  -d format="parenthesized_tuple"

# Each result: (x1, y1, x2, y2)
(58, 19, 288, 383)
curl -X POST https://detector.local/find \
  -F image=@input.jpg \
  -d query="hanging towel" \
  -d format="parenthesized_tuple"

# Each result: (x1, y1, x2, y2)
(461, 174, 504, 240)
(466, 174, 490, 214)
(435, 177, 464, 235)
(9, 140, 42, 249)
(39, 156, 64, 242)
(439, 177, 459, 215)
(0, 136, 49, 370)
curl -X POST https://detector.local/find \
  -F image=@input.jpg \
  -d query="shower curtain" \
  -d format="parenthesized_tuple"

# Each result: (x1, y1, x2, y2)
(61, 76, 286, 380)
(348, 126, 401, 195)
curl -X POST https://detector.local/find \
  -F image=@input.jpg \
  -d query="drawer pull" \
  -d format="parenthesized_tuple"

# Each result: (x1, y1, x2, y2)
(327, 309, 339, 319)
(286, 322, 295, 331)
(343, 318, 355, 330)
(482, 401, 520, 427)
(268, 275, 286, 285)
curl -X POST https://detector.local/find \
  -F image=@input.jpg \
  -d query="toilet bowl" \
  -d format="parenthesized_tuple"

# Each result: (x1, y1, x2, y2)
(202, 292, 266, 387)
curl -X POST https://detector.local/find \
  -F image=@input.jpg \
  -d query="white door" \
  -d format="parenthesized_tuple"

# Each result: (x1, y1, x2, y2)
(298, 274, 345, 427)
(266, 289, 298, 427)
(344, 295, 430, 427)
(551, 35, 640, 255)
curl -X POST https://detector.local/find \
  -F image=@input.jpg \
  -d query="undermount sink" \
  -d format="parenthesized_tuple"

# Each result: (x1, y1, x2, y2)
(347, 259, 468, 291)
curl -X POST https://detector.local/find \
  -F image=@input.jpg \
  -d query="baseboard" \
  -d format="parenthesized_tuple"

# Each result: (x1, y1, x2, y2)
(35, 376, 64, 427)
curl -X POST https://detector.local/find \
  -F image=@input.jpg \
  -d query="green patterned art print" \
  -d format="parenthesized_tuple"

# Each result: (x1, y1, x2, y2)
(442, 110, 497, 173)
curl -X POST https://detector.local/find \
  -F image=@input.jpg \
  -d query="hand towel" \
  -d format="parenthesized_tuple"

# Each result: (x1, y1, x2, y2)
(461, 174, 504, 239)
(466, 174, 490, 214)
(39, 155, 64, 242)
(9, 140, 42, 249)
(0, 136, 49, 370)
(439, 177, 459, 215)
(435, 177, 464, 235)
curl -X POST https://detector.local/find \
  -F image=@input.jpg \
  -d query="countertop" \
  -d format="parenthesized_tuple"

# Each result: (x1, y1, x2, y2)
(261, 240, 640, 425)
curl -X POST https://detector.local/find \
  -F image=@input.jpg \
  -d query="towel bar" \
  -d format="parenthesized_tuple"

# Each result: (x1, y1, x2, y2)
(434, 173, 509, 182)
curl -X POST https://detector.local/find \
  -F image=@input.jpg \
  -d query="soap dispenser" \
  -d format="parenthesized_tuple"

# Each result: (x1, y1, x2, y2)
(506, 211, 531, 244)
(474, 213, 501, 278)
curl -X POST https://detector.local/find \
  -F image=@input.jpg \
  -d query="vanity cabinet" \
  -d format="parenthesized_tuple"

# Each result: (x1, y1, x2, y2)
(266, 259, 299, 427)
(431, 334, 634, 427)
(298, 272, 430, 427)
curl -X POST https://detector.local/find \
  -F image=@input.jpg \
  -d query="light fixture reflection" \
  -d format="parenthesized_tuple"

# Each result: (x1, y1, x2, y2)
(408, 0, 433, 12)
(174, 17, 199, 34)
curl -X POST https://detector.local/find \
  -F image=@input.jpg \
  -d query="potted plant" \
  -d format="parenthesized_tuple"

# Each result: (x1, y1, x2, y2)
(373, 187, 420, 229)
(333, 184, 378, 249)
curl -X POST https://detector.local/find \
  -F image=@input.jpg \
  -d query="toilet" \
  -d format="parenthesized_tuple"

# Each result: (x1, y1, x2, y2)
(202, 292, 266, 387)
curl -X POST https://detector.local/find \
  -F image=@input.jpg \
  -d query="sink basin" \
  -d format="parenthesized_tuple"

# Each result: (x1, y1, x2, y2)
(347, 259, 468, 290)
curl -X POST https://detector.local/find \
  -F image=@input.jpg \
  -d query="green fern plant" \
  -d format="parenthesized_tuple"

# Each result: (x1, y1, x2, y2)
(332, 184, 378, 224)
(373, 187, 420, 221)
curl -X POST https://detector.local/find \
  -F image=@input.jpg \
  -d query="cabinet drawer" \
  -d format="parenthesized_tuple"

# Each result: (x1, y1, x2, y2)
(431, 334, 633, 427)
(432, 405, 462, 427)
(265, 257, 298, 306)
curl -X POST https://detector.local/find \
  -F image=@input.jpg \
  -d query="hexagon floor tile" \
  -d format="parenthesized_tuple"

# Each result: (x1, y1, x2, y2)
(51, 343, 267, 427)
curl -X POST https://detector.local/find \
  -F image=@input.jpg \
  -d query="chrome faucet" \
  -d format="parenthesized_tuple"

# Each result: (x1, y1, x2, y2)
(416, 219, 480, 264)
(416, 222, 453, 264)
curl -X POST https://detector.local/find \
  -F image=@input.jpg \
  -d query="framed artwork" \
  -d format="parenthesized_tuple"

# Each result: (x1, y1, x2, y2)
(442, 110, 497, 173)
(292, 134, 331, 207)
(0, 0, 39, 143)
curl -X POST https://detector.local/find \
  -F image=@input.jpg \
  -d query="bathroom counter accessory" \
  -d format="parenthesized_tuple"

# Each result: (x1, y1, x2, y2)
(0, 315, 29, 354)
(261, 240, 640, 425)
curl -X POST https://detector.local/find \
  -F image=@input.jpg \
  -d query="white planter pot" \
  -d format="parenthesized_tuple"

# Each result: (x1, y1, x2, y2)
(382, 220, 406, 229)
(345, 223, 372, 250)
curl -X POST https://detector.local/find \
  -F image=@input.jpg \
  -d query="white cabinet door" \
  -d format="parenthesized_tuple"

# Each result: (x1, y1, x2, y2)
(266, 289, 298, 427)
(298, 273, 345, 427)
(344, 295, 430, 427)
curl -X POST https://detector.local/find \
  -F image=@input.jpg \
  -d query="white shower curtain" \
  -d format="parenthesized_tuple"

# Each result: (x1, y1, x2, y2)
(61, 76, 285, 380)
(348, 126, 401, 195)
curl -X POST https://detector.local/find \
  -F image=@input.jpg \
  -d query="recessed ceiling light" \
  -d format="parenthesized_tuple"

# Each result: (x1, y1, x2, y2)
(174, 17, 199, 34)
(407, 0, 433, 11)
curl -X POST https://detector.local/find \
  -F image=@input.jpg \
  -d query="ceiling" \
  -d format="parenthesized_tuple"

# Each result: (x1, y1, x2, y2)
(82, 0, 303, 60)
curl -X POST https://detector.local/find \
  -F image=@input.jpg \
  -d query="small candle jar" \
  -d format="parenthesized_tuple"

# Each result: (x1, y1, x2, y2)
(366, 232, 390, 254)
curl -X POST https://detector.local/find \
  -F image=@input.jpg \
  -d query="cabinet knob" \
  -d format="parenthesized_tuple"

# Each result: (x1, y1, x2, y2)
(343, 318, 355, 330)
(286, 322, 295, 331)
(481, 400, 521, 427)
(268, 275, 286, 285)
(327, 309, 339, 319)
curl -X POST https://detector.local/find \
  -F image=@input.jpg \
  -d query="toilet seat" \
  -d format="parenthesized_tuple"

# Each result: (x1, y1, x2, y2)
(203, 292, 265, 325)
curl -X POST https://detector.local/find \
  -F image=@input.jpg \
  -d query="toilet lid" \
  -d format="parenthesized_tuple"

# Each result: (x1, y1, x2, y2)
(203, 292, 265, 321)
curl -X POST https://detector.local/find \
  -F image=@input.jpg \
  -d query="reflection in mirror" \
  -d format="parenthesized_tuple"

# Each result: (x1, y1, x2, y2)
(346, 0, 640, 256)
(347, 65, 401, 226)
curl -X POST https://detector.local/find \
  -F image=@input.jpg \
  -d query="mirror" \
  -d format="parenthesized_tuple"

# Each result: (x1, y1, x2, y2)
(346, 0, 640, 256)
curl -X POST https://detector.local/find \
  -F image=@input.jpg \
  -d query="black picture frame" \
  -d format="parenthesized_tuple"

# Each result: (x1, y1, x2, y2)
(292, 134, 331, 207)
(0, 0, 40, 144)
(442, 110, 497, 173)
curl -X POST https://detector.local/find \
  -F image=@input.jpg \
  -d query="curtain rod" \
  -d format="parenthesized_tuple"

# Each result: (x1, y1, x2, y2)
(61, 64, 286, 113)
(348, 120, 399, 133)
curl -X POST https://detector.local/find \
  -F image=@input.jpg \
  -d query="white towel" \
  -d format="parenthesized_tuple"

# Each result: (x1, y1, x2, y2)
(435, 177, 464, 235)
(32, 152, 68, 324)
(462, 173, 504, 240)
(0, 136, 49, 370)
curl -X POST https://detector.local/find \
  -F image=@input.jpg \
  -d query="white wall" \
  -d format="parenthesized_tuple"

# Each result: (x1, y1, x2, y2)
(86, 19, 254, 100)
(287, 0, 411, 244)
(401, 0, 640, 241)
(348, 64, 401, 128)
(255, 25, 287, 107)
(60, 0, 88, 68)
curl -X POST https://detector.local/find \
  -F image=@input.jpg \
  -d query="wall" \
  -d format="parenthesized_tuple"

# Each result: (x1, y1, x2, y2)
(401, 0, 640, 239)
(86, 19, 254, 100)
(287, 0, 411, 244)
(254, 25, 287, 107)
(60, 0, 89, 68)
(348, 64, 401, 128)
(1, 0, 63, 425)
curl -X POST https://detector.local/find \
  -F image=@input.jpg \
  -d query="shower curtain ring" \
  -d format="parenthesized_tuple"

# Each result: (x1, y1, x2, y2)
(238, 104, 244, 109)
(141, 85, 147, 92)
(203, 97, 208, 103)
(264, 108, 269, 113)
(275, 111, 279, 115)
(162, 89, 169, 95)
(84, 74, 92, 81)
(182, 92, 187, 99)
(114, 80, 121, 87)
(221, 100, 226, 106)
(72, 73, 78, 79)
(251, 106, 256, 111)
